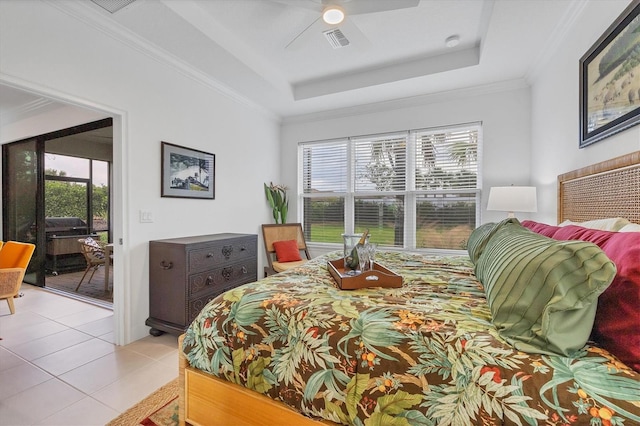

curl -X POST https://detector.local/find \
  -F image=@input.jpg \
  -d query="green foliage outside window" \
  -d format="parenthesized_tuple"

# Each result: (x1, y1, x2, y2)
(45, 180, 108, 226)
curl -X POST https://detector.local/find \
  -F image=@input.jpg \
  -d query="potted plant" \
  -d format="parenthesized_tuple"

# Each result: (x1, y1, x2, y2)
(264, 182, 288, 224)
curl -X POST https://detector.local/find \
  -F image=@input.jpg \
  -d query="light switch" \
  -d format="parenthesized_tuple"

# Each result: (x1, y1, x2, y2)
(140, 210, 154, 223)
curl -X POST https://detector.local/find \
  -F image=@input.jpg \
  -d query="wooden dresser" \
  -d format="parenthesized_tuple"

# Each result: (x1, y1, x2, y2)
(146, 233, 257, 336)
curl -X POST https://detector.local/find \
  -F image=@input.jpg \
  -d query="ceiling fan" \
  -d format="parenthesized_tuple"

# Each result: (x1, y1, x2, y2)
(271, 0, 421, 51)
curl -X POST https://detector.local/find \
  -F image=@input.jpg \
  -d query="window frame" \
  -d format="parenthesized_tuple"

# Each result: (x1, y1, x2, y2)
(298, 122, 482, 253)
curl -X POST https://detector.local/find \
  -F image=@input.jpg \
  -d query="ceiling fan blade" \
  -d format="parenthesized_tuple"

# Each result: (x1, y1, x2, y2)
(269, 0, 323, 13)
(343, 0, 420, 15)
(285, 17, 326, 51)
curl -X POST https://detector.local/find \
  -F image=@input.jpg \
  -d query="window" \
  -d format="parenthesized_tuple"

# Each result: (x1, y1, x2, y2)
(44, 154, 110, 236)
(299, 123, 481, 251)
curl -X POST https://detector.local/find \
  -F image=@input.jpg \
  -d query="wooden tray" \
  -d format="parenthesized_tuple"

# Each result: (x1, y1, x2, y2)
(327, 259, 402, 290)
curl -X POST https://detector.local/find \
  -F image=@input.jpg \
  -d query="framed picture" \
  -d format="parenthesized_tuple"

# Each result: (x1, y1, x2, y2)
(161, 142, 215, 199)
(580, 0, 640, 148)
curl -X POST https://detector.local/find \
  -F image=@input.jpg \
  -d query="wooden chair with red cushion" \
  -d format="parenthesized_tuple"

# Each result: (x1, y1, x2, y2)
(261, 223, 311, 277)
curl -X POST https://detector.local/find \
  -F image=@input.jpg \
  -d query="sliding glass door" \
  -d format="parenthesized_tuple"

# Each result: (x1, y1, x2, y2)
(2, 138, 44, 285)
(3, 118, 112, 289)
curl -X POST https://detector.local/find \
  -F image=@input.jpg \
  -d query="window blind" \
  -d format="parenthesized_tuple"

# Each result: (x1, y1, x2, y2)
(412, 125, 480, 250)
(300, 140, 347, 243)
(299, 123, 481, 251)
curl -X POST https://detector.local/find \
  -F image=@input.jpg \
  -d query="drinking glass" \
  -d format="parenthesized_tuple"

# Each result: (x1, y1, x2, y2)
(367, 243, 377, 270)
(356, 245, 369, 273)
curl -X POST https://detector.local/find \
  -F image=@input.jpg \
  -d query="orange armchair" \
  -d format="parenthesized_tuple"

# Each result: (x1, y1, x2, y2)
(0, 241, 36, 314)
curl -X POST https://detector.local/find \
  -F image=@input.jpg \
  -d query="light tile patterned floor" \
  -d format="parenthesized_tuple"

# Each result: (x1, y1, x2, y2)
(0, 284, 178, 425)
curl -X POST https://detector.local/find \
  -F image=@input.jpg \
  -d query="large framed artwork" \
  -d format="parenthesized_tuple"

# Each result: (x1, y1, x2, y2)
(580, 0, 640, 148)
(161, 142, 215, 199)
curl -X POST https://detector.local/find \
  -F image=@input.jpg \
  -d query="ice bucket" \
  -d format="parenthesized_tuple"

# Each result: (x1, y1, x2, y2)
(342, 233, 370, 273)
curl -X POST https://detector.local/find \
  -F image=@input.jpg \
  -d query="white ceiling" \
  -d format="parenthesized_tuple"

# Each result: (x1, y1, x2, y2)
(0, 0, 582, 123)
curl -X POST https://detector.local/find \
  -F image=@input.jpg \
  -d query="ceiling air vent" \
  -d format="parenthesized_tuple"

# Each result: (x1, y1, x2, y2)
(90, 0, 137, 14)
(323, 29, 350, 49)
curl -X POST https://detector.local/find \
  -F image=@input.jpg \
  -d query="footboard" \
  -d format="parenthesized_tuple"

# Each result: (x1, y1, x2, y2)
(178, 334, 332, 426)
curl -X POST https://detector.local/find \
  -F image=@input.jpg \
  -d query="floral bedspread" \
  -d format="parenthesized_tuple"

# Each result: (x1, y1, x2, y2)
(182, 251, 640, 425)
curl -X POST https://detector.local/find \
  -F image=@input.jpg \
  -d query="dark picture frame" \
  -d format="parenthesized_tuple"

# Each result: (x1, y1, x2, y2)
(580, 0, 640, 148)
(161, 142, 215, 199)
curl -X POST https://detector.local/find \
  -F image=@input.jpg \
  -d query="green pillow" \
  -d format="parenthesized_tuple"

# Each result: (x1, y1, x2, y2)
(474, 221, 616, 356)
(467, 218, 518, 264)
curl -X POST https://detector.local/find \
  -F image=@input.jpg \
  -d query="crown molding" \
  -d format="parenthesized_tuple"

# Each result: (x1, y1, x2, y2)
(1, 72, 127, 116)
(525, 0, 587, 84)
(44, 0, 280, 123)
(293, 46, 480, 100)
(282, 78, 530, 125)
(0, 97, 56, 126)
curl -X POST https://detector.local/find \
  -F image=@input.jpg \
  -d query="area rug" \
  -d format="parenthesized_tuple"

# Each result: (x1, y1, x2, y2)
(106, 379, 179, 426)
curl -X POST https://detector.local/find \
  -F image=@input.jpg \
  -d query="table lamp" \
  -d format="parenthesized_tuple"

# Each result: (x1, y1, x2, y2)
(487, 186, 537, 218)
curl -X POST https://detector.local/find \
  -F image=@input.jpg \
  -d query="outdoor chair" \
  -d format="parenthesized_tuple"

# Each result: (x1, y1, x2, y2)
(77, 237, 109, 291)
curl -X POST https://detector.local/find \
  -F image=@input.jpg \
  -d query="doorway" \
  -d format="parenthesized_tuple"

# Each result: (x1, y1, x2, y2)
(2, 118, 113, 306)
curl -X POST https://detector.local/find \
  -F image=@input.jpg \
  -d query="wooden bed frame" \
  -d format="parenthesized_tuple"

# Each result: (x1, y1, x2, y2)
(178, 334, 333, 426)
(178, 150, 640, 426)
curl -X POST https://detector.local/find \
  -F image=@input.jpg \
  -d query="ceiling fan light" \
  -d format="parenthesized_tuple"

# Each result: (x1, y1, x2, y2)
(323, 6, 345, 25)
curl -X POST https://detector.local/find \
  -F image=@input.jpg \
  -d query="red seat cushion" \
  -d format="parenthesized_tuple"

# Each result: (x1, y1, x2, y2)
(272, 240, 302, 262)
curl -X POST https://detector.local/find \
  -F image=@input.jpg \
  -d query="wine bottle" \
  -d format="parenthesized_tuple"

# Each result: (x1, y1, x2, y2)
(347, 229, 369, 269)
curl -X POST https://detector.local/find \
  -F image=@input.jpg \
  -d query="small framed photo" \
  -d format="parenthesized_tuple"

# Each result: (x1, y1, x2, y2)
(161, 142, 215, 199)
(580, 0, 640, 148)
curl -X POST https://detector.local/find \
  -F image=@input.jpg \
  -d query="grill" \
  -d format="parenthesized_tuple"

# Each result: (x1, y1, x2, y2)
(45, 217, 96, 274)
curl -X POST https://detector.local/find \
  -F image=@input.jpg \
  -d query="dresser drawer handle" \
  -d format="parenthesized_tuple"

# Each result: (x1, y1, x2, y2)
(221, 245, 233, 259)
(160, 260, 173, 270)
(222, 267, 233, 280)
(240, 246, 247, 251)
(205, 275, 214, 286)
(241, 266, 247, 274)
(206, 252, 214, 258)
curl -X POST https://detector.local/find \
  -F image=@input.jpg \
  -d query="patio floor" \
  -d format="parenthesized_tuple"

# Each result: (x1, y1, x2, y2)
(45, 264, 113, 305)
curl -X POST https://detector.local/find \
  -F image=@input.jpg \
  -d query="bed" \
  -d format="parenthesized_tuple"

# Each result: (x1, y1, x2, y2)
(178, 151, 640, 426)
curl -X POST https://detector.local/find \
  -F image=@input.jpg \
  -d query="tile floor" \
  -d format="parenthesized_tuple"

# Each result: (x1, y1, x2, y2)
(0, 284, 178, 425)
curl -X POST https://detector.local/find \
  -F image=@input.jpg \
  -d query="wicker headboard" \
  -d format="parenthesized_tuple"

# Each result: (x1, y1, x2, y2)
(557, 151, 640, 224)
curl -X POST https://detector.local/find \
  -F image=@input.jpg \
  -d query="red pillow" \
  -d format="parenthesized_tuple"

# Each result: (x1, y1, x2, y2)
(552, 225, 611, 245)
(272, 240, 302, 262)
(521, 220, 562, 238)
(553, 225, 640, 372)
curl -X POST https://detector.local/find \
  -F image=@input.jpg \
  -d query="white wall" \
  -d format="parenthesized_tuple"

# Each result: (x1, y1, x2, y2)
(0, 1, 280, 343)
(530, 0, 640, 225)
(281, 81, 533, 229)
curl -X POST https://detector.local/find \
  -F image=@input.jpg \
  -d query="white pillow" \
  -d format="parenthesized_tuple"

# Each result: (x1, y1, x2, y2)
(619, 223, 640, 232)
(558, 217, 630, 231)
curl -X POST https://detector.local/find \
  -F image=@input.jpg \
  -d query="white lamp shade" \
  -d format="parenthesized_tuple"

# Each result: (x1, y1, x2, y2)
(487, 186, 537, 217)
